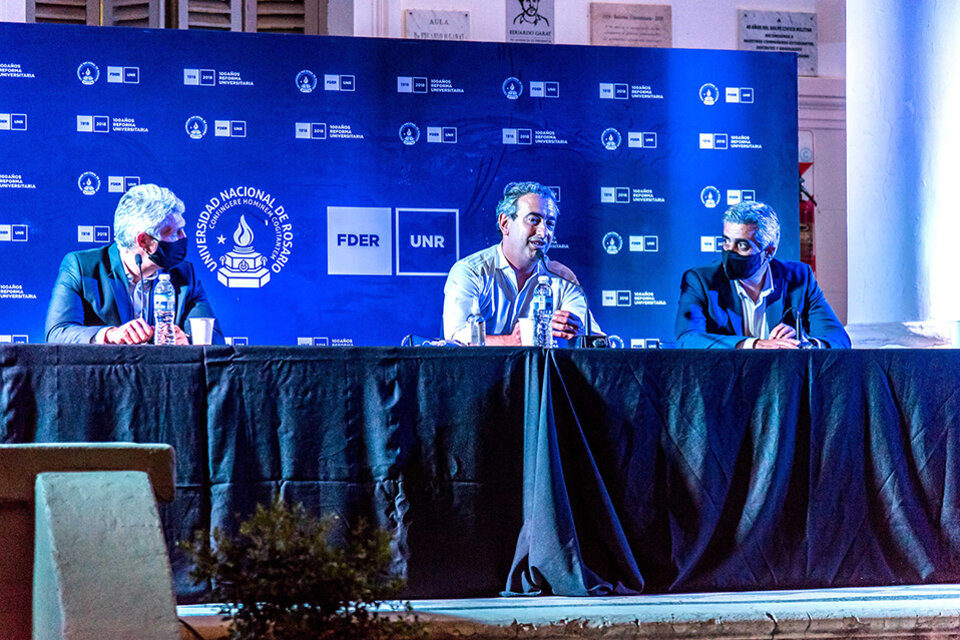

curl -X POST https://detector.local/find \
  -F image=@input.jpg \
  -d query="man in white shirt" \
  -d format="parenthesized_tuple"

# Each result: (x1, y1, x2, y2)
(443, 181, 587, 346)
(675, 201, 850, 349)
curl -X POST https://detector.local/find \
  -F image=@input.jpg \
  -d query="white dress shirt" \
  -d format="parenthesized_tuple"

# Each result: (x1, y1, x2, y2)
(732, 262, 774, 349)
(442, 243, 587, 345)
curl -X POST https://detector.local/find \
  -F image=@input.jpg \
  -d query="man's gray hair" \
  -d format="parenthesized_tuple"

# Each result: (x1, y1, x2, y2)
(113, 184, 185, 249)
(495, 181, 557, 236)
(722, 201, 780, 252)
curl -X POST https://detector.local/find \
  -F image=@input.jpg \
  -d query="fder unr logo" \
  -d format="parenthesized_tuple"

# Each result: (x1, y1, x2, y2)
(396, 208, 459, 276)
(326, 206, 393, 276)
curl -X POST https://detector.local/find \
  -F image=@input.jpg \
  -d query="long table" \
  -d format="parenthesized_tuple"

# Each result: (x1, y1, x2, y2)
(3, 345, 959, 600)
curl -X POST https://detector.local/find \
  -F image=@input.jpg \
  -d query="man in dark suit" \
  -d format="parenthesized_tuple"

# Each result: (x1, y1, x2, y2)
(676, 201, 849, 349)
(45, 184, 223, 345)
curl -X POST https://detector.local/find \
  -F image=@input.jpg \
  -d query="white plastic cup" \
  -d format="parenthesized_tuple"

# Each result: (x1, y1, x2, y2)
(518, 318, 535, 346)
(189, 317, 215, 346)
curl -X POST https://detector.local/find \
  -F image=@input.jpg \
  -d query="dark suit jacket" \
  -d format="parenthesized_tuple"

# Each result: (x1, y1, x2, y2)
(45, 243, 224, 344)
(675, 258, 850, 349)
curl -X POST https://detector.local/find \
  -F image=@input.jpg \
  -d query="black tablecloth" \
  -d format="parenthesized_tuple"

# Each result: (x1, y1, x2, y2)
(3, 346, 960, 599)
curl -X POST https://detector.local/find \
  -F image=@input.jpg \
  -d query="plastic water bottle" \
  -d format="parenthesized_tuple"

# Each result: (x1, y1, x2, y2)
(533, 275, 554, 348)
(466, 299, 486, 346)
(153, 274, 176, 345)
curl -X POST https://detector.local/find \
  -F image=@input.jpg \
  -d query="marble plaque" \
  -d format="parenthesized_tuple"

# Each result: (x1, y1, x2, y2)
(404, 9, 470, 41)
(506, 0, 554, 44)
(739, 10, 818, 76)
(589, 3, 672, 48)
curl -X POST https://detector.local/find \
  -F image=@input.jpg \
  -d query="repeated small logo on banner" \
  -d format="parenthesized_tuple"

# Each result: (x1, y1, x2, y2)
(324, 74, 355, 91)
(602, 232, 622, 254)
(108, 176, 140, 193)
(599, 82, 664, 100)
(726, 189, 756, 205)
(295, 70, 317, 93)
(185, 69, 216, 86)
(0, 334, 29, 344)
(601, 128, 622, 150)
(185, 116, 208, 139)
(699, 133, 729, 150)
(106, 66, 139, 84)
(701, 186, 721, 208)
(502, 77, 522, 99)
(699, 83, 719, 105)
(397, 75, 465, 94)
(601, 289, 667, 307)
(701, 236, 724, 252)
(77, 61, 99, 85)
(296, 122, 326, 139)
(78, 172, 100, 195)
(77, 225, 111, 243)
(0, 113, 28, 131)
(628, 235, 659, 252)
(426, 127, 457, 143)
(0, 224, 29, 241)
(214, 120, 247, 137)
(399, 123, 420, 145)
(528, 81, 559, 98)
(725, 87, 755, 103)
(502, 128, 532, 145)
(627, 132, 658, 148)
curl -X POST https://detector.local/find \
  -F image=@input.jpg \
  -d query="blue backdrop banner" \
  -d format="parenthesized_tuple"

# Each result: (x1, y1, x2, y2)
(0, 23, 798, 347)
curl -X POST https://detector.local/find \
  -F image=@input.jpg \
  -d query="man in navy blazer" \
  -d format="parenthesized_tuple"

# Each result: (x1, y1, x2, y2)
(45, 184, 223, 345)
(676, 201, 849, 349)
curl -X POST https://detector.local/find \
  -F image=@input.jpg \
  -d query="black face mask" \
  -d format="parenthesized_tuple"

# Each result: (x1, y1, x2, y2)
(148, 236, 188, 270)
(722, 249, 765, 281)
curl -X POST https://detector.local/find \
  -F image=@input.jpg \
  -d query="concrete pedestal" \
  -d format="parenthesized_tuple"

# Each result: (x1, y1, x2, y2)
(33, 471, 179, 640)
(0, 443, 175, 640)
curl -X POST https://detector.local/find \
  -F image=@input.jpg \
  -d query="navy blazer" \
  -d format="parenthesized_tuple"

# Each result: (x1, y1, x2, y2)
(675, 258, 850, 349)
(45, 243, 224, 344)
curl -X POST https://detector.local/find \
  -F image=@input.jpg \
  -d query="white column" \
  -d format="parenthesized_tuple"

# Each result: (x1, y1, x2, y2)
(848, 0, 960, 329)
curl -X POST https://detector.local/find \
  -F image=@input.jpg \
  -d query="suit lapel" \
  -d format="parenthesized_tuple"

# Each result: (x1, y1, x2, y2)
(763, 260, 786, 332)
(107, 243, 134, 324)
(721, 276, 745, 335)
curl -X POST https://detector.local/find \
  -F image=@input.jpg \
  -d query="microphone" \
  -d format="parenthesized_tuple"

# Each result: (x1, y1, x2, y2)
(135, 254, 145, 321)
(781, 307, 814, 349)
(535, 249, 605, 348)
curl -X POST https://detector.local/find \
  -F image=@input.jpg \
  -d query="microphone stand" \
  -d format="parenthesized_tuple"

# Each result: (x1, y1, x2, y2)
(135, 254, 145, 321)
(535, 250, 607, 348)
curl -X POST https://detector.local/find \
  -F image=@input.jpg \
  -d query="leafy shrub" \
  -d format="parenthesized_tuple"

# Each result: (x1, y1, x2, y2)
(181, 499, 422, 640)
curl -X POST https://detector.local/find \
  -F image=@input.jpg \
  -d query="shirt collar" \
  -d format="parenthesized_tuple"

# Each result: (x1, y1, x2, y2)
(496, 243, 548, 275)
(733, 261, 774, 301)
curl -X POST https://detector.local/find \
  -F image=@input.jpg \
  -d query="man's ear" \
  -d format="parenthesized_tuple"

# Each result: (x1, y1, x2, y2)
(135, 231, 154, 252)
(498, 214, 510, 236)
(764, 244, 776, 260)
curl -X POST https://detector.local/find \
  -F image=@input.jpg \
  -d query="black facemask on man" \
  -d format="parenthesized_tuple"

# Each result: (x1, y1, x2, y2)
(147, 236, 188, 270)
(722, 249, 765, 281)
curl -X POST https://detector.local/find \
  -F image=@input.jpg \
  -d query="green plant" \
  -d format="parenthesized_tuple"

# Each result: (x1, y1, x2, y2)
(180, 499, 422, 640)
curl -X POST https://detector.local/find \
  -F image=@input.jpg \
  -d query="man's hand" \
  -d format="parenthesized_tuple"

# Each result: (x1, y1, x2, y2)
(753, 338, 800, 349)
(172, 325, 190, 345)
(768, 323, 797, 341)
(104, 318, 155, 345)
(485, 323, 522, 346)
(551, 310, 582, 340)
